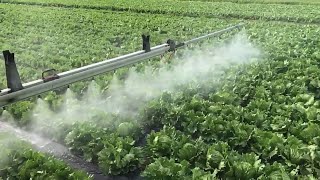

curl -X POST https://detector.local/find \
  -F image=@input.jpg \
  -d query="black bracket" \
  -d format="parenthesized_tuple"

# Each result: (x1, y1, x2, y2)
(2, 50, 23, 92)
(236, 23, 243, 30)
(42, 68, 59, 82)
(142, 34, 151, 52)
(167, 39, 176, 52)
(167, 39, 185, 52)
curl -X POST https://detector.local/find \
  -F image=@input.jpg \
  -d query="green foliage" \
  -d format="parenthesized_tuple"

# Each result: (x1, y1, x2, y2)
(65, 123, 106, 163)
(0, 134, 91, 179)
(1, 0, 320, 178)
(145, 126, 208, 168)
(5, 101, 34, 126)
(117, 122, 141, 138)
(142, 157, 191, 180)
(3, 0, 319, 23)
(97, 134, 144, 175)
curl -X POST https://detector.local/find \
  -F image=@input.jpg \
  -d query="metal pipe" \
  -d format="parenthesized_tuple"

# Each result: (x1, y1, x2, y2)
(58, 44, 168, 77)
(184, 23, 244, 45)
(0, 23, 244, 107)
(0, 44, 169, 96)
(0, 46, 170, 107)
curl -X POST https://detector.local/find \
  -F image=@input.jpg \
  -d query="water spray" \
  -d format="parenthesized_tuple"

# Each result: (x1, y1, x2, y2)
(0, 23, 244, 108)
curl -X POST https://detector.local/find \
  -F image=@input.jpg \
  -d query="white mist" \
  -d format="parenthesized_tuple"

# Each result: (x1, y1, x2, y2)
(26, 31, 262, 139)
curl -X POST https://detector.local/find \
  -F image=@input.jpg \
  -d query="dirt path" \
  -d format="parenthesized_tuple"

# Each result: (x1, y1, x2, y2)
(0, 121, 141, 180)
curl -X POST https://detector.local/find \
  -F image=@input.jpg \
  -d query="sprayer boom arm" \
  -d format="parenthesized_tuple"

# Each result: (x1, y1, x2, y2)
(0, 23, 244, 108)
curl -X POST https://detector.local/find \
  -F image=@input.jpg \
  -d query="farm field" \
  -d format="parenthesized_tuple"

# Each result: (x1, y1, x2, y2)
(2, 0, 320, 23)
(177, 0, 320, 5)
(0, 0, 320, 179)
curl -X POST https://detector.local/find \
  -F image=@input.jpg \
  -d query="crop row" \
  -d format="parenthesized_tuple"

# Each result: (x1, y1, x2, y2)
(0, 4, 240, 178)
(1, 2, 320, 179)
(1, 0, 319, 24)
(177, 0, 320, 5)
(17, 19, 320, 177)
(0, 3, 319, 93)
(0, 3, 237, 89)
(32, 45, 320, 178)
(1, 2, 320, 130)
(0, 132, 91, 179)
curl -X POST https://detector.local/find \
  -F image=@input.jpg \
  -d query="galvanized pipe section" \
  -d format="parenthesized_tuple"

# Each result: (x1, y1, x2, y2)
(58, 44, 168, 77)
(0, 44, 169, 96)
(0, 46, 170, 107)
(184, 23, 244, 45)
(0, 23, 244, 107)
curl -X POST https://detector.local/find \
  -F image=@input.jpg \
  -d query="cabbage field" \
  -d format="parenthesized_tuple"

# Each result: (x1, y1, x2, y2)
(0, 0, 320, 179)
